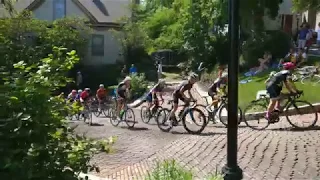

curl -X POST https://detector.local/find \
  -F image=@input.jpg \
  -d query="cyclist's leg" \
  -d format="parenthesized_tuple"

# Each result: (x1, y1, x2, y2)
(266, 85, 281, 118)
(169, 93, 179, 120)
(146, 94, 152, 111)
(207, 90, 218, 111)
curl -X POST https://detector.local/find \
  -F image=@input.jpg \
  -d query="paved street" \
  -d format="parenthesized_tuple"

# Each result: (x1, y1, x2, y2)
(73, 87, 320, 180)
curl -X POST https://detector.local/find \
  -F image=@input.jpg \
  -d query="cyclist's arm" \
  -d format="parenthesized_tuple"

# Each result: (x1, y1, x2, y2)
(284, 80, 298, 93)
(158, 92, 164, 101)
(179, 87, 188, 99)
(187, 89, 194, 101)
(151, 91, 156, 100)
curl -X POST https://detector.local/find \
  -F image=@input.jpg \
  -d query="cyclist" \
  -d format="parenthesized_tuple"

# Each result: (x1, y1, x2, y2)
(96, 84, 107, 111)
(265, 62, 301, 121)
(146, 79, 166, 115)
(80, 88, 91, 104)
(116, 76, 131, 118)
(169, 73, 198, 126)
(206, 72, 228, 112)
(67, 89, 78, 102)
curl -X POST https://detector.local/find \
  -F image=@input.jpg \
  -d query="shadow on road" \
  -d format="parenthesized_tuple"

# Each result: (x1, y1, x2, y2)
(90, 123, 104, 126)
(171, 131, 226, 136)
(120, 127, 149, 131)
(269, 125, 320, 132)
(212, 124, 248, 129)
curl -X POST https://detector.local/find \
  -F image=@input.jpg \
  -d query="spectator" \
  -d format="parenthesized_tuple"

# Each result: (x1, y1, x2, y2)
(305, 24, 314, 52)
(121, 65, 127, 78)
(298, 24, 309, 49)
(250, 51, 272, 73)
(129, 64, 137, 74)
(317, 22, 320, 47)
(157, 60, 162, 80)
(76, 71, 83, 89)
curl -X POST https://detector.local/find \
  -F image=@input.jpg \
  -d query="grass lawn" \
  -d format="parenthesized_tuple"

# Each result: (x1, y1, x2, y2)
(239, 68, 320, 108)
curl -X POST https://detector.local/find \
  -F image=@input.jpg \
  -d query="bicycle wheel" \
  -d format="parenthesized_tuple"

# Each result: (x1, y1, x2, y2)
(285, 100, 318, 129)
(218, 104, 243, 127)
(125, 108, 136, 128)
(301, 74, 320, 86)
(109, 109, 120, 127)
(140, 106, 151, 124)
(155, 108, 172, 132)
(182, 108, 206, 134)
(243, 101, 270, 130)
(92, 104, 101, 117)
(88, 110, 93, 126)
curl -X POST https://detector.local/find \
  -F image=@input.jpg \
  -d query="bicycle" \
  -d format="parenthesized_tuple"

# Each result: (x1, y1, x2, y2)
(140, 100, 164, 124)
(198, 95, 242, 127)
(292, 66, 320, 86)
(243, 91, 318, 130)
(92, 97, 113, 118)
(155, 100, 206, 134)
(109, 98, 136, 128)
(82, 102, 93, 126)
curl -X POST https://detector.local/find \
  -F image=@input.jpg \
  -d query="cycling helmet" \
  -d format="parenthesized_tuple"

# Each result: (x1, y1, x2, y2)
(221, 72, 228, 79)
(78, 89, 83, 93)
(71, 89, 77, 94)
(84, 88, 90, 91)
(99, 84, 104, 88)
(188, 72, 199, 80)
(283, 62, 295, 70)
(124, 76, 132, 82)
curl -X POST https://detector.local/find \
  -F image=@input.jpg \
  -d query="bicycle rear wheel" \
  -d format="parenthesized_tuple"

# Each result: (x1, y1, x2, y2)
(301, 74, 320, 86)
(125, 108, 136, 128)
(155, 108, 172, 132)
(140, 106, 151, 124)
(243, 101, 269, 130)
(182, 108, 206, 134)
(218, 104, 243, 127)
(285, 100, 318, 129)
(109, 109, 120, 127)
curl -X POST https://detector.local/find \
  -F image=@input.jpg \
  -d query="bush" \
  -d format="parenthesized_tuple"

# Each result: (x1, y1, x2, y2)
(0, 47, 112, 180)
(129, 73, 149, 100)
(242, 30, 292, 70)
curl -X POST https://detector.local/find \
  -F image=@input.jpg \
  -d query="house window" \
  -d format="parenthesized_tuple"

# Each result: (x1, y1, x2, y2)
(91, 34, 104, 56)
(53, 0, 66, 20)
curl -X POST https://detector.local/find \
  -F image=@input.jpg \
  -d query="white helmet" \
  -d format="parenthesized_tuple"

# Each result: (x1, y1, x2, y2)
(99, 84, 104, 88)
(84, 88, 90, 91)
(124, 76, 132, 82)
(221, 72, 228, 78)
(78, 89, 83, 93)
(188, 72, 198, 80)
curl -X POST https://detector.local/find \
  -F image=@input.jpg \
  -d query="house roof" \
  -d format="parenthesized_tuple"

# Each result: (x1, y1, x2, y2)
(0, 0, 131, 24)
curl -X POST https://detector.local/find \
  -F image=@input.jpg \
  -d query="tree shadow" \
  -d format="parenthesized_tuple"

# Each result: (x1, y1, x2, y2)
(89, 123, 104, 126)
(120, 126, 149, 131)
(269, 125, 320, 132)
(171, 131, 226, 136)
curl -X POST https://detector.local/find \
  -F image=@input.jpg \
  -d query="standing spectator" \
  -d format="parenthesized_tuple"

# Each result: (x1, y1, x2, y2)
(129, 64, 137, 74)
(157, 60, 163, 80)
(305, 24, 314, 52)
(76, 71, 83, 89)
(298, 24, 309, 49)
(316, 22, 320, 47)
(121, 65, 127, 78)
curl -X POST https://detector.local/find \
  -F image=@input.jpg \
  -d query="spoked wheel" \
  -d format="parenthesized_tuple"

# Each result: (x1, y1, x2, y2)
(102, 107, 110, 117)
(92, 104, 101, 117)
(243, 101, 269, 130)
(155, 108, 172, 132)
(285, 100, 318, 129)
(140, 106, 151, 124)
(109, 109, 120, 127)
(218, 104, 243, 127)
(182, 108, 206, 134)
(124, 108, 136, 128)
(301, 75, 320, 86)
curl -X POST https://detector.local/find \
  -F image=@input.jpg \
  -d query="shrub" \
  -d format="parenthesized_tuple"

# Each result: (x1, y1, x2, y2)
(129, 73, 149, 100)
(0, 47, 112, 180)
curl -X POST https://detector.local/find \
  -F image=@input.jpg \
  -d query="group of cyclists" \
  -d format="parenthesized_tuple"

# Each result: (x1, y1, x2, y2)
(64, 59, 303, 125)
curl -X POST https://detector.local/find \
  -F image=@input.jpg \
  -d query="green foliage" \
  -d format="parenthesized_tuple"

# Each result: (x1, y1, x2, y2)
(0, 11, 90, 69)
(292, 0, 320, 11)
(129, 73, 149, 99)
(242, 30, 292, 69)
(0, 47, 113, 180)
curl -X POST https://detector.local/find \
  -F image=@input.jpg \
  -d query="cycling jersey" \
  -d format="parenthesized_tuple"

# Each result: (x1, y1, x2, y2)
(266, 70, 292, 88)
(67, 93, 77, 101)
(96, 88, 107, 99)
(208, 78, 227, 94)
(146, 83, 164, 102)
(172, 80, 193, 104)
(117, 82, 128, 99)
(80, 91, 89, 101)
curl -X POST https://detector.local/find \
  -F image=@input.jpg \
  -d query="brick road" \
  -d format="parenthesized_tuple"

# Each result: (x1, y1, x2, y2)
(74, 85, 320, 180)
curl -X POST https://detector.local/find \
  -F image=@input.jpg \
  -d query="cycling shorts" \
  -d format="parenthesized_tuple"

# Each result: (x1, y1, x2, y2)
(266, 85, 282, 99)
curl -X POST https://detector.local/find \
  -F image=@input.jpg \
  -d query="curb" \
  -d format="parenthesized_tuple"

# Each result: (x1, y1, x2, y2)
(194, 83, 320, 119)
(78, 173, 110, 180)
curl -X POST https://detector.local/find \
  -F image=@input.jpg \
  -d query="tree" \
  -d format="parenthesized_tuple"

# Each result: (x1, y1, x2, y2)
(292, 0, 320, 12)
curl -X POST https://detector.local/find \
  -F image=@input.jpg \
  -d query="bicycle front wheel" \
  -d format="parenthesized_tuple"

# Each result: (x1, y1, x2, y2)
(140, 106, 151, 124)
(218, 104, 243, 127)
(155, 108, 172, 132)
(243, 101, 269, 130)
(182, 108, 206, 134)
(285, 100, 318, 129)
(301, 74, 320, 86)
(125, 108, 136, 128)
(109, 109, 120, 127)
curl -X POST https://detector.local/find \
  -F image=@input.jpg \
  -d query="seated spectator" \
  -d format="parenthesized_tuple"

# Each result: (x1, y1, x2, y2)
(250, 51, 272, 74)
(296, 48, 308, 67)
(278, 48, 297, 67)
